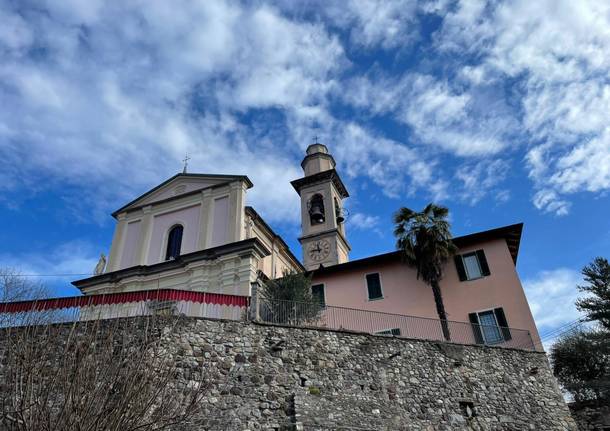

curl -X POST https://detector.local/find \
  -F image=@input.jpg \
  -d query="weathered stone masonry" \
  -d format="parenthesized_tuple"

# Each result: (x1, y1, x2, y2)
(2, 317, 577, 430)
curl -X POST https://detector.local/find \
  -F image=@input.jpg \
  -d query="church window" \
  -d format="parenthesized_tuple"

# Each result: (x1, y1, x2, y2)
(165, 225, 183, 260)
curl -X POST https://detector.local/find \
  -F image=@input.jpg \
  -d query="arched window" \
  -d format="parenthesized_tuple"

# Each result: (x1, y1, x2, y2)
(165, 225, 183, 260)
(308, 193, 325, 225)
(334, 198, 344, 224)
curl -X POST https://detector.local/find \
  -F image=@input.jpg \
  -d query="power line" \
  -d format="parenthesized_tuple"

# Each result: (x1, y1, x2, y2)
(538, 317, 585, 339)
(2, 274, 91, 277)
(525, 319, 586, 350)
(510, 318, 586, 350)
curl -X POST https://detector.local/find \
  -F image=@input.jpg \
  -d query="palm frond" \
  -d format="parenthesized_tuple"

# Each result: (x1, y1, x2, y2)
(392, 203, 455, 285)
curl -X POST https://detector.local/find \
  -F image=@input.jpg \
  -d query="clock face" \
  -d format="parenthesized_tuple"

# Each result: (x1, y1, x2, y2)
(308, 240, 331, 261)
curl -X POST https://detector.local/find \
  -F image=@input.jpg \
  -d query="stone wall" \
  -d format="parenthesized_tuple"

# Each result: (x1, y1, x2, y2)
(0, 317, 577, 430)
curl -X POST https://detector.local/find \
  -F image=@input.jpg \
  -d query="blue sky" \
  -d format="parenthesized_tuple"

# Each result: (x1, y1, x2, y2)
(0, 0, 609, 342)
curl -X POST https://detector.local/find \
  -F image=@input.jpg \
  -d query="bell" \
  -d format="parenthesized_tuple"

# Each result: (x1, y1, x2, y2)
(336, 212, 345, 224)
(309, 203, 325, 223)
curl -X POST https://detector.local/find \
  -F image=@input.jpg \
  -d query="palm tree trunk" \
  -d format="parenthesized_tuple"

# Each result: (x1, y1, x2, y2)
(431, 279, 451, 341)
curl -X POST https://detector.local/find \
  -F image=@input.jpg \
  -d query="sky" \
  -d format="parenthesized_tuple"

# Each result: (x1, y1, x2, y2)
(0, 0, 609, 344)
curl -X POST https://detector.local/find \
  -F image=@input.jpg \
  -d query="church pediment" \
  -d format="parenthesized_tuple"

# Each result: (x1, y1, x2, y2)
(112, 173, 252, 217)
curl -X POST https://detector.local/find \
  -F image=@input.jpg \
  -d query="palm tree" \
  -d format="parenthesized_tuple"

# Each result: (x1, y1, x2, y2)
(393, 204, 457, 341)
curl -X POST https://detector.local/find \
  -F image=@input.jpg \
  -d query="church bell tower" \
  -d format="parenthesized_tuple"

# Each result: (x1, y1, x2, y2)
(291, 143, 350, 271)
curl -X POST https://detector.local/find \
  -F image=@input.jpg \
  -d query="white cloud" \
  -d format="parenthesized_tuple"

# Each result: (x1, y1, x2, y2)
(341, 73, 518, 157)
(0, 7, 33, 52)
(532, 189, 571, 216)
(1, 0, 607, 226)
(322, 0, 420, 49)
(523, 268, 585, 333)
(0, 240, 100, 296)
(348, 213, 380, 230)
(455, 159, 510, 205)
(0, 240, 98, 277)
(340, 75, 404, 114)
(279, 84, 444, 201)
(436, 0, 610, 213)
(216, 6, 345, 110)
(457, 65, 491, 86)
(402, 75, 516, 157)
(549, 130, 610, 194)
(331, 122, 438, 199)
(0, 1, 342, 225)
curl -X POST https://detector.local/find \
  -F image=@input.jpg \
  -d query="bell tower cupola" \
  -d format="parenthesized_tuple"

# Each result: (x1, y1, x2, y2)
(291, 143, 350, 271)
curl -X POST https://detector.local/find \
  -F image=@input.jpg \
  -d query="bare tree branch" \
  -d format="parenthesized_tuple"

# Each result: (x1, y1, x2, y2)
(0, 315, 204, 431)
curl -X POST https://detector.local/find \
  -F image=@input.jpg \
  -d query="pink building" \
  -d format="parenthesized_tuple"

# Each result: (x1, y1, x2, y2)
(306, 223, 541, 350)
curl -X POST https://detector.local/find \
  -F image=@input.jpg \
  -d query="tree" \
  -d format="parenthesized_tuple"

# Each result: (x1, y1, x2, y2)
(576, 257, 610, 331)
(259, 271, 322, 325)
(550, 257, 610, 405)
(393, 204, 457, 341)
(550, 329, 609, 404)
(0, 315, 204, 430)
(0, 268, 58, 327)
(0, 268, 50, 302)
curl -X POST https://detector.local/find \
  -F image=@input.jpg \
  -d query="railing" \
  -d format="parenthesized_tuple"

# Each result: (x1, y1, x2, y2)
(0, 290, 535, 350)
(258, 299, 535, 351)
(0, 289, 249, 327)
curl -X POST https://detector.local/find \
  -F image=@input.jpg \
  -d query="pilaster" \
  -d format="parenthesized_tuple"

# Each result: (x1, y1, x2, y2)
(137, 205, 154, 265)
(198, 189, 213, 250)
(228, 181, 247, 243)
(107, 213, 127, 272)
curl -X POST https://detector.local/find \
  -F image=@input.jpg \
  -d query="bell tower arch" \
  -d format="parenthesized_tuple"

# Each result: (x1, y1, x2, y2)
(291, 144, 350, 270)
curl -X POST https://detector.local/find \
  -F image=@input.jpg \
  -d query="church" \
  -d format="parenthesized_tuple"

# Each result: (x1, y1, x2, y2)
(73, 144, 542, 350)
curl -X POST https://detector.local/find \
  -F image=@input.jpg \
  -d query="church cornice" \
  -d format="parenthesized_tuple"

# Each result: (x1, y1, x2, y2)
(300, 152, 336, 170)
(290, 169, 349, 198)
(72, 238, 270, 291)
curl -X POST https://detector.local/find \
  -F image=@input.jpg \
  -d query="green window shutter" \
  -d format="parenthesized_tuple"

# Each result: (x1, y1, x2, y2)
(454, 255, 467, 281)
(469, 312, 484, 344)
(366, 273, 383, 300)
(493, 307, 512, 341)
(476, 250, 490, 276)
(311, 284, 325, 307)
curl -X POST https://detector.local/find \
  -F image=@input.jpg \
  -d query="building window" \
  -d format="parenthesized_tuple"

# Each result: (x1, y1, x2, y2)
(455, 250, 490, 281)
(469, 307, 512, 345)
(165, 225, 183, 260)
(311, 283, 326, 307)
(375, 328, 401, 336)
(365, 273, 383, 300)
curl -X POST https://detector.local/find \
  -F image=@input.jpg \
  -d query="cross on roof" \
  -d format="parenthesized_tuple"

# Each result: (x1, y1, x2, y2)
(313, 135, 319, 144)
(182, 154, 190, 174)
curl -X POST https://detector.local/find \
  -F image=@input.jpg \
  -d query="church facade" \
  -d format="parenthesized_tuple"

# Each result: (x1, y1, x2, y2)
(73, 144, 541, 350)
(74, 173, 302, 297)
